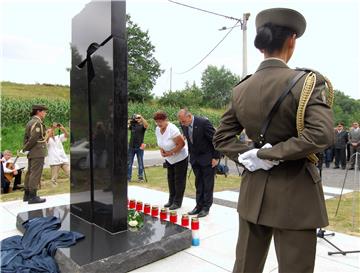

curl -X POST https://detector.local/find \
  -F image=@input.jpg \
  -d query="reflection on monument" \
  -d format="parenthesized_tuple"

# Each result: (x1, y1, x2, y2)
(70, 0, 128, 233)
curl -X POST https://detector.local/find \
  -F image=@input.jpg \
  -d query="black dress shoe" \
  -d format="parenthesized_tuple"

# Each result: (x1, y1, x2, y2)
(197, 210, 209, 218)
(169, 204, 180, 210)
(349, 167, 354, 170)
(164, 202, 172, 208)
(188, 207, 201, 215)
(333, 166, 339, 169)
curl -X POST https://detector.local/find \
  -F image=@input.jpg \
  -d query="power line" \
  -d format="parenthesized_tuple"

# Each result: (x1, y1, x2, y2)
(175, 20, 240, 75)
(168, 0, 242, 22)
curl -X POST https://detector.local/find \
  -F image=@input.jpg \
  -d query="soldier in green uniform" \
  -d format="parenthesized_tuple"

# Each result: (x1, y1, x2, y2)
(23, 104, 48, 204)
(213, 8, 334, 273)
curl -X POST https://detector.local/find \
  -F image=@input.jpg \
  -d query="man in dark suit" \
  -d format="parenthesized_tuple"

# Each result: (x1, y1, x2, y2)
(178, 109, 220, 217)
(334, 122, 348, 169)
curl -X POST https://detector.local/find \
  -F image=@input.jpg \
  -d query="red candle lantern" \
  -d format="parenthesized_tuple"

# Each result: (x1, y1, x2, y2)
(191, 217, 199, 230)
(151, 205, 159, 217)
(181, 214, 189, 227)
(136, 201, 143, 211)
(129, 199, 136, 209)
(160, 208, 168, 220)
(169, 211, 178, 223)
(144, 203, 151, 214)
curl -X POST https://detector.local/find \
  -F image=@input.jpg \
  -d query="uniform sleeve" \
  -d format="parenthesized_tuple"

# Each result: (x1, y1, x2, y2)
(257, 78, 334, 161)
(213, 101, 250, 162)
(23, 122, 42, 151)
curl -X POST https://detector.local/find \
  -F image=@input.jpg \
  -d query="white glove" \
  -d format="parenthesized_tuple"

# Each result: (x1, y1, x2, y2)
(19, 150, 29, 156)
(238, 143, 279, 172)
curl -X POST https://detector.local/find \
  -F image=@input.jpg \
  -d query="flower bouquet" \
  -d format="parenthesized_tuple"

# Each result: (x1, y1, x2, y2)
(128, 209, 144, 231)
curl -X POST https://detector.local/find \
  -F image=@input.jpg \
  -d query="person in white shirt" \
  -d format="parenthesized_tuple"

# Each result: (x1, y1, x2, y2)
(1, 150, 23, 191)
(154, 111, 188, 210)
(46, 123, 70, 185)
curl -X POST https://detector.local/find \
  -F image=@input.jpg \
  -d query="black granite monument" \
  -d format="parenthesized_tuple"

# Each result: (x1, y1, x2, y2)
(16, 1, 191, 272)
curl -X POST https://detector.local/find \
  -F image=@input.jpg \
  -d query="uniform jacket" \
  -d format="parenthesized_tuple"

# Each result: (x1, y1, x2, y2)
(181, 116, 220, 166)
(23, 116, 47, 158)
(213, 59, 334, 229)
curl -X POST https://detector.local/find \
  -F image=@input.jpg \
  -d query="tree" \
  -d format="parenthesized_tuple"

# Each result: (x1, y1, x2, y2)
(158, 81, 203, 107)
(333, 90, 360, 126)
(201, 65, 239, 108)
(127, 15, 163, 102)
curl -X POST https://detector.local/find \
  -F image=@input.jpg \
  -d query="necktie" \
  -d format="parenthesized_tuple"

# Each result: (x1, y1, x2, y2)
(188, 125, 193, 143)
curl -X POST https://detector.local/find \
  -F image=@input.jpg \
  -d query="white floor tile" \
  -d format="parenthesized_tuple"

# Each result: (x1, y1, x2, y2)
(213, 191, 239, 203)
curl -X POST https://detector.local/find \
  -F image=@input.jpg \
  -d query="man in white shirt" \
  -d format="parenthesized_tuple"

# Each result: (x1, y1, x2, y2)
(1, 150, 23, 191)
(46, 123, 70, 185)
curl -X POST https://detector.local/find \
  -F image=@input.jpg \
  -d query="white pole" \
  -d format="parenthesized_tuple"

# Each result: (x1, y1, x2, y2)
(352, 152, 359, 229)
(242, 13, 250, 79)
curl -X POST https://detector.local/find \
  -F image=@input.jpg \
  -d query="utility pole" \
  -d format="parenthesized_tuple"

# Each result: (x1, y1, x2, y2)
(241, 13, 250, 79)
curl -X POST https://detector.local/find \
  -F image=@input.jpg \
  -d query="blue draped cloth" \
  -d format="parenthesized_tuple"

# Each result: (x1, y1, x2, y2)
(1, 216, 84, 273)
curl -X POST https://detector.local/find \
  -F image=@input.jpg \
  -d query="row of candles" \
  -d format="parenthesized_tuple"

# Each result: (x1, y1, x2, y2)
(128, 199, 199, 230)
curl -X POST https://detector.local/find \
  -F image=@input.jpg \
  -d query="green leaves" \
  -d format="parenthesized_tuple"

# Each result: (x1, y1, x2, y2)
(201, 65, 240, 109)
(127, 15, 164, 102)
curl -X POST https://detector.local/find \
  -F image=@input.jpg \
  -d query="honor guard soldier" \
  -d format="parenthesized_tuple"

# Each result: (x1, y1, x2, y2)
(213, 8, 334, 273)
(22, 104, 48, 204)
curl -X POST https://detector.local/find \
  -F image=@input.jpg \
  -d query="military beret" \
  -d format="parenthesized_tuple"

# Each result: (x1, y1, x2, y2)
(32, 104, 48, 111)
(255, 8, 306, 38)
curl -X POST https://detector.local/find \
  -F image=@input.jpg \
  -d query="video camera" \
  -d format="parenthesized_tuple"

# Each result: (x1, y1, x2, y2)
(130, 114, 141, 125)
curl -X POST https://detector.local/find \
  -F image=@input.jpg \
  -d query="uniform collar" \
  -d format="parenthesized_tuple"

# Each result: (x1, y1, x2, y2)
(256, 58, 289, 72)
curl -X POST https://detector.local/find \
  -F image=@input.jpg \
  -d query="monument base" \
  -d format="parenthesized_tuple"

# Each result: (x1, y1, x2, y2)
(16, 205, 192, 273)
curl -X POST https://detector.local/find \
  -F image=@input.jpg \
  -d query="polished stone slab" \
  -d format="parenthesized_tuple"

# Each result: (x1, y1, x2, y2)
(16, 205, 192, 272)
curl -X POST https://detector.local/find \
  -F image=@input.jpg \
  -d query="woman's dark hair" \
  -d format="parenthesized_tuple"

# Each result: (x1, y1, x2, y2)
(254, 23, 296, 53)
(30, 109, 38, 116)
(153, 111, 168, 121)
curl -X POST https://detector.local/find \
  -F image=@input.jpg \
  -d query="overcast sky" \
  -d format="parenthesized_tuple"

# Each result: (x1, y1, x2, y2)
(1, 0, 359, 99)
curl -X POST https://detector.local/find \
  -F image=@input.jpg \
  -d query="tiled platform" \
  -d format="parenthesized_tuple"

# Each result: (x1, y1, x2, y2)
(1, 187, 359, 272)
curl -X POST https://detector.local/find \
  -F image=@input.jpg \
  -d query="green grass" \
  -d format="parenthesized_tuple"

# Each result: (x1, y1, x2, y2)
(326, 192, 360, 236)
(0, 168, 69, 202)
(131, 166, 241, 197)
(1, 81, 69, 100)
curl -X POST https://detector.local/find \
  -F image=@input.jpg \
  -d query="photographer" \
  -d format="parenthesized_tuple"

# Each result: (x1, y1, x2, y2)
(128, 114, 148, 182)
(46, 122, 69, 185)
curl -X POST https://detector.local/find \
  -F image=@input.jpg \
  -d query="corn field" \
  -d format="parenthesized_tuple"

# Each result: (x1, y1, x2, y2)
(1, 97, 69, 126)
(1, 98, 223, 128)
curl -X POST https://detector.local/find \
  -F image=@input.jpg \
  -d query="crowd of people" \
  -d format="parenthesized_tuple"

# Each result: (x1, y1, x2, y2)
(1, 105, 69, 203)
(321, 121, 360, 170)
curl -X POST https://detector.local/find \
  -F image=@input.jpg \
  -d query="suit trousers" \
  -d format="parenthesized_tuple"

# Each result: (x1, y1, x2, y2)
(166, 157, 188, 206)
(334, 148, 346, 168)
(191, 162, 215, 211)
(350, 145, 360, 168)
(233, 216, 316, 273)
(24, 157, 45, 191)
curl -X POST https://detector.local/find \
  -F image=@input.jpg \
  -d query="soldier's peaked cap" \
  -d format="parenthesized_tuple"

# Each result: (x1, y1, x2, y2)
(255, 8, 306, 38)
(32, 104, 48, 111)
